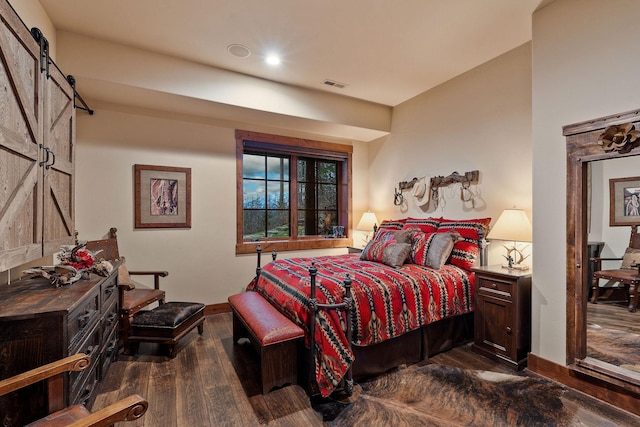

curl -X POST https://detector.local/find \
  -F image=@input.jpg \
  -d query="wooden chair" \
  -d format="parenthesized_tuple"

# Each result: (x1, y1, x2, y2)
(85, 228, 167, 353)
(0, 354, 147, 426)
(590, 225, 640, 312)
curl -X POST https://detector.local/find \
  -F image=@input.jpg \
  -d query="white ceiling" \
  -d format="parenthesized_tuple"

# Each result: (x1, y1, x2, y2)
(38, 0, 543, 107)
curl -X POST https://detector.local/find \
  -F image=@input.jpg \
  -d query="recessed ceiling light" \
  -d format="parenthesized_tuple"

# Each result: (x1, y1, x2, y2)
(265, 54, 281, 66)
(227, 44, 251, 58)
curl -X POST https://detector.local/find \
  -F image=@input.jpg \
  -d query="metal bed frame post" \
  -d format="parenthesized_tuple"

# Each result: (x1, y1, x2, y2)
(308, 263, 354, 396)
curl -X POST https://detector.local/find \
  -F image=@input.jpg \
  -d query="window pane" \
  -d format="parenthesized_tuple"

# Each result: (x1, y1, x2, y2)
(298, 210, 315, 236)
(318, 184, 337, 210)
(297, 183, 308, 209)
(267, 157, 289, 180)
(318, 210, 336, 235)
(267, 210, 290, 238)
(243, 210, 266, 239)
(243, 179, 265, 208)
(297, 158, 309, 181)
(243, 154, 265, 179)
(267, 181, 289, 209)
(317, 161, 337, 183)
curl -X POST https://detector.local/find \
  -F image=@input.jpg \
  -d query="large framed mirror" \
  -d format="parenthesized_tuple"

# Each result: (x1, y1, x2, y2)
(564, 108, 640, 398)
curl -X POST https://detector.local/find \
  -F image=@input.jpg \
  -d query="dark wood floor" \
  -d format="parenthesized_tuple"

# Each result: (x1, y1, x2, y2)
(93, 313, 640, 426)
(587, 297, 640, 334)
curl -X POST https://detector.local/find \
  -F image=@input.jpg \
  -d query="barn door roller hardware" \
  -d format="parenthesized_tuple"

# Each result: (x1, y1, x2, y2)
(66, 75, 94, 115)
(30, 28, 94, 115)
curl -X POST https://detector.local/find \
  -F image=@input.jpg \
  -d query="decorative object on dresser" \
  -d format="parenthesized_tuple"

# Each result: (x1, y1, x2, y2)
(472, 265, 532, 370)
(0, 354, 147, 426)
(0, 264, 121, 426)
(590, 225, 640, 312)
(85, 228, 167, 354)
(486, 208, 532, 270)
(134, 164, 192, 229)
(0, 0, 77, 272)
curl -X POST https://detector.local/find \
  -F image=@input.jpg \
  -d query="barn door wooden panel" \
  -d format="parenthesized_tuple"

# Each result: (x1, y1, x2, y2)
(42, 63, 75, 255)
(0, 1, 44, 271)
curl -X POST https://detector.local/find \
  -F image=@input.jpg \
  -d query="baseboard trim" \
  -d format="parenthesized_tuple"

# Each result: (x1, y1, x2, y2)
(205, 302, 231, 316)
(528, 352, 640, 417)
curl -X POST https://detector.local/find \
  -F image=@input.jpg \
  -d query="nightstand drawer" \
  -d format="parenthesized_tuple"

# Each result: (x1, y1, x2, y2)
(477, 277, 513, 299)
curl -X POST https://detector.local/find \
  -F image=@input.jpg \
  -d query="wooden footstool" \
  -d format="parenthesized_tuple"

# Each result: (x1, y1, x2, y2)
(228, 292, 304, 394)
(129, 302, 205, 357)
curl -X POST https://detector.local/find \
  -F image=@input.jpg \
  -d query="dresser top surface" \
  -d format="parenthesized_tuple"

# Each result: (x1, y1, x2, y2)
(0, 271, 114, 320)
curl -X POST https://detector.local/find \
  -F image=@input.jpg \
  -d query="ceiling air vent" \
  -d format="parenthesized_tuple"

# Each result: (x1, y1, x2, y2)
(323, 79, 347, 89)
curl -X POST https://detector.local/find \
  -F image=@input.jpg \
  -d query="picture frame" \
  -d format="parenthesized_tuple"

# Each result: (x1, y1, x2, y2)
(134, 164, 191, 229)
(609, 176, 640, 226)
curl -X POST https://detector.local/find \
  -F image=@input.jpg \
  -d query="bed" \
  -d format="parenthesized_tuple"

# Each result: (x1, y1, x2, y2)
(246, 217, 490, 397)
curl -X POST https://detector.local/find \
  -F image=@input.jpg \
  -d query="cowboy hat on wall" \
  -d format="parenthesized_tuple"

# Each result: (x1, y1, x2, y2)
(412, 176, 430, 207)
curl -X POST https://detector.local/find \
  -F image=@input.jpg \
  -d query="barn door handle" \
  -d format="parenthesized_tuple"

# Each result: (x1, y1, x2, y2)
(39, 145, 49, 167)
(46, 149, 56, 170)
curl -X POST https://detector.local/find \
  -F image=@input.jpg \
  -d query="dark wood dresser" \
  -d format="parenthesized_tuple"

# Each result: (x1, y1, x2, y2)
(0, 265, 120, 426)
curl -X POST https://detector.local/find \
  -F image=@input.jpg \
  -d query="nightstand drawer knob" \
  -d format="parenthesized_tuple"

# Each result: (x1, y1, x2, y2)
(491, 283, 498, 289)
(506, 327, 512, 335)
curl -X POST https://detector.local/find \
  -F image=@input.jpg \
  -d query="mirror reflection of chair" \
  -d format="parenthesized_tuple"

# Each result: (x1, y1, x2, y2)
(85, 228, 167, 353)
(0, 354, 147, 426)
(590, 225, 640, 312)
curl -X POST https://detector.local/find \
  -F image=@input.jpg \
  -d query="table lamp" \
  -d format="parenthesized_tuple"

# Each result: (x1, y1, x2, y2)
(356, 211, 379, 245)
(487, 208, 532, 270)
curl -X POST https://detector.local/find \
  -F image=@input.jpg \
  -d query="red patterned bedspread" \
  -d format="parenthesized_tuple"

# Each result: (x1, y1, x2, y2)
(247, 253, 475, 397)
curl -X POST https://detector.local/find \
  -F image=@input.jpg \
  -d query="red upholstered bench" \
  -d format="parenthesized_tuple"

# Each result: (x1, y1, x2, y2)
(228, 291, 304, 394)
(129, 301, 205, 358)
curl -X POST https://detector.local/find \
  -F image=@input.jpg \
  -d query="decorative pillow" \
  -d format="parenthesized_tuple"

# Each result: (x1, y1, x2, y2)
(375, 219, 407, 234)
(381, 243, 412, 268)
(370, 228, 413, 245)
(409, 231, 460, 269)
(402, 217, 442, 233)
(436, 218, 491, 270)
(621, 247, 640, 269)
(361, 230, 412, 267)
(118, 256, 135, 288)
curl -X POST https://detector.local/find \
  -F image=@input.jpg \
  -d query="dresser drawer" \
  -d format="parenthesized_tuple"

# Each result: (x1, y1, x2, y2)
(70, 360, 99, 408)
(100, 325, 119, 380)
(101, 273, 118, 313)
(68, 287, 101, 350)
(69, 322, 101, 401)
(102, 296, 119, 338)
(477, 277, 513, 300)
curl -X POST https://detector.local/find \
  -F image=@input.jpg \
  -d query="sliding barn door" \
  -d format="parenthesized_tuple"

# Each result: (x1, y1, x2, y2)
(0, 0, 44, 271)
(42, 62, 75, 255)
(0, 0, 75, 271)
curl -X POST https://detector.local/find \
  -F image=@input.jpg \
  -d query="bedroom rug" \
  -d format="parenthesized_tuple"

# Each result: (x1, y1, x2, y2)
(319, 364, 577, 426)
(587, 323, 640, 372)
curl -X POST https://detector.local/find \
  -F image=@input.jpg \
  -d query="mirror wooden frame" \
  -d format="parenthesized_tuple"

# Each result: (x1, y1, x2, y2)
(564, 108, 640, 400)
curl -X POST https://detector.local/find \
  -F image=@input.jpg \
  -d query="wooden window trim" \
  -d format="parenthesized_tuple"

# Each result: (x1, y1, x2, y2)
(236, 130, 353, 255)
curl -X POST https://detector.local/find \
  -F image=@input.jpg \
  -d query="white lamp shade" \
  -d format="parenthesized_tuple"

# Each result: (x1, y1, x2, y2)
(356, 211, 379, 231)
(487, 209, 532, 242)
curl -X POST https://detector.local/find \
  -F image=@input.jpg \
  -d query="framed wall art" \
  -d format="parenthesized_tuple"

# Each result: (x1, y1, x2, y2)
(134, 164, 191, 228)
(609, 176, 640, 226)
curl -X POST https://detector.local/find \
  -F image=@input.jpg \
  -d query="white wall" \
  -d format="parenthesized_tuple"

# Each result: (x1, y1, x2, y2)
(531, 0, 640, 365)
(369, 43, 533, 267)
(8, 0, 56, 59)
(75, 102, 368, 304)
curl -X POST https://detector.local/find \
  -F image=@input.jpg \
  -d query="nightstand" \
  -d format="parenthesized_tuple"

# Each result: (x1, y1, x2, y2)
(347, 246, 363, 254)
(471, 265, 532, 370)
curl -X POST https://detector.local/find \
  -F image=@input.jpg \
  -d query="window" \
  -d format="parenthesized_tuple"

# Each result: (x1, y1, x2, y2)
(236, 130, 352, 254)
